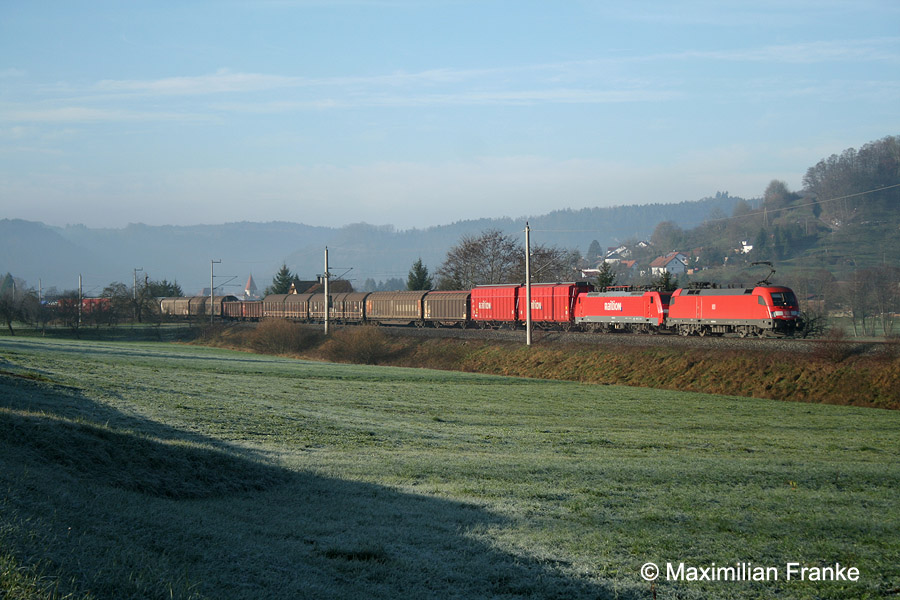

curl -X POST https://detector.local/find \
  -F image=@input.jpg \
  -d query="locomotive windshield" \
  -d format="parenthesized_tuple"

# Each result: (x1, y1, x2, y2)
(769, 291, 797, 307)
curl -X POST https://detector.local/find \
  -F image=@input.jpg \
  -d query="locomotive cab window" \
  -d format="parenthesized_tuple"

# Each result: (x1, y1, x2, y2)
(758, 296, 767, 305)
(770, 292, 797, 307)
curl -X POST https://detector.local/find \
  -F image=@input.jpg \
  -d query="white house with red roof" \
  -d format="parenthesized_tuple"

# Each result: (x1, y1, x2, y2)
(649, 252, 688, 276)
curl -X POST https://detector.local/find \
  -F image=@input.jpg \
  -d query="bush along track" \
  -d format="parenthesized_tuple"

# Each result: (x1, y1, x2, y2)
(193, 324, 900, 410)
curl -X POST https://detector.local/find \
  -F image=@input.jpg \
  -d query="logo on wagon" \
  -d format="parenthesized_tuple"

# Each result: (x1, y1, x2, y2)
(478, 301, 492, 310)
(604, 301, 623, 312)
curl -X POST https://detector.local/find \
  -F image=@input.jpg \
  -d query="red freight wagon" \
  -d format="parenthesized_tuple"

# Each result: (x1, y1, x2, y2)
(574, 288, 671, 332)
(471, 285, 519, 328)
(518, 282, 593, 328)
(667, 285, 801, 337)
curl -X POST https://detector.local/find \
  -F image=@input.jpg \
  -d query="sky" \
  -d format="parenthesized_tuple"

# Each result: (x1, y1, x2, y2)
(1, 0, 898, 230)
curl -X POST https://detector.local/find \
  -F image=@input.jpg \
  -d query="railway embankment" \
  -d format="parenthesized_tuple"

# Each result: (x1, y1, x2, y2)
(194, 322, 900, 411)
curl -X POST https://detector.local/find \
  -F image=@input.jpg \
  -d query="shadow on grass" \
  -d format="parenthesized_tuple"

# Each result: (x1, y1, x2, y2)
(0, 373, 642, 600)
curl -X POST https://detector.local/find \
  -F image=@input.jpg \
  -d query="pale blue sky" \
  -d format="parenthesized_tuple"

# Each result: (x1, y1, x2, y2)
(2, 1, 898, 229)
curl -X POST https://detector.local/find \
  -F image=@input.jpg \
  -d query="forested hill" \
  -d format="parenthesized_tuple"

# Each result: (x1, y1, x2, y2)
(661, 135, 900, 280)
(1, 196, 740, 295)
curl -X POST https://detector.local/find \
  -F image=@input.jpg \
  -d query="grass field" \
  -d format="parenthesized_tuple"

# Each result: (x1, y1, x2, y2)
(1, 337, 898, 599)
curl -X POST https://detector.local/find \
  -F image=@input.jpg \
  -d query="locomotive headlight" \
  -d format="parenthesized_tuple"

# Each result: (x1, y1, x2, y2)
(773, 310, 784, 317)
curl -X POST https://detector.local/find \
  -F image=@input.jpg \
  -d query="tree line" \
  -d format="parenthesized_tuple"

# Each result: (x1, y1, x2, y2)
(0, 273, 182, 335)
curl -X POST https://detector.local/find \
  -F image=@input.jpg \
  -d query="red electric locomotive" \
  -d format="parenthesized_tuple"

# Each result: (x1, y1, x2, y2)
(667, 285, 801, 337)
(574, 287, 671, 333)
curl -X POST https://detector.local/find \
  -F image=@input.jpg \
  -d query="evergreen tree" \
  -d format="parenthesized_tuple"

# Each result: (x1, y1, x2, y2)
(147, 279, 183, 297)
(268, 264, 296, 295)
(656, 271, 678, 291)
(594, 262, 617, 289)
(407, 258, 433, 290)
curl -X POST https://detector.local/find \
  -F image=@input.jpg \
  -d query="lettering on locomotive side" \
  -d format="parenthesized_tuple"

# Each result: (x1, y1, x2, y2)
(604, 301, 623, 312)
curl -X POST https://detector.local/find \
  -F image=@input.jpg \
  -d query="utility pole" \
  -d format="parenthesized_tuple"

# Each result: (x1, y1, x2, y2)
(525, 222, 532, 347)
(39, 279, 44, 336)
(133, 267, 143, 321)
(78, 274, 83, 327)
(210, 259, 221, 324)
(324, 247, 330, 335)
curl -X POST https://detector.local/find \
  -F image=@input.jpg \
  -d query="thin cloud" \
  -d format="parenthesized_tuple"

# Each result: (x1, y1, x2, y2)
(662, 38, 900, 64)
(2, 106, 211, 123)
(95, 69, 302, 95)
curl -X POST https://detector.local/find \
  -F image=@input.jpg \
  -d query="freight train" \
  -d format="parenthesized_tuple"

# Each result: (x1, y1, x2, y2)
(160, 282, 803, 337)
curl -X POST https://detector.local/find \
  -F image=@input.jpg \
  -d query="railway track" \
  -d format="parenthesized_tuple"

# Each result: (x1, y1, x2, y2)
(373, 323, 884, 355)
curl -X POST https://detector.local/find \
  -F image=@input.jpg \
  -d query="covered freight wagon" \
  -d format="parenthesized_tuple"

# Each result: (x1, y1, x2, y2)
(472, 282, 593, 329)
(422, 291, 470, 327)
(160, 296, 238, 318)
(223, 300, 263, 320)
(262, 293, 312, 320)
(333, 292, 369, 323)
(365, 291, 428, 326)
(517, 282, 593, 328)
(471, 285, 519, 328)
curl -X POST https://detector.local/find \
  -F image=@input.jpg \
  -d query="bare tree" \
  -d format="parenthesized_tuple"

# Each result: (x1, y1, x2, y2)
(518, 244, 581, 283)
(436, 229, 521, 290)
(838, 270, 877, 336)
(0, 286, 39, 335)
(436, 229, 583, 290)
(870, 266, 900, 335)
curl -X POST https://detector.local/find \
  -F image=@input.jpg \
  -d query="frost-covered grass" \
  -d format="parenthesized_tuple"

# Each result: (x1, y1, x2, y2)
(1, 337, 898, 599)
